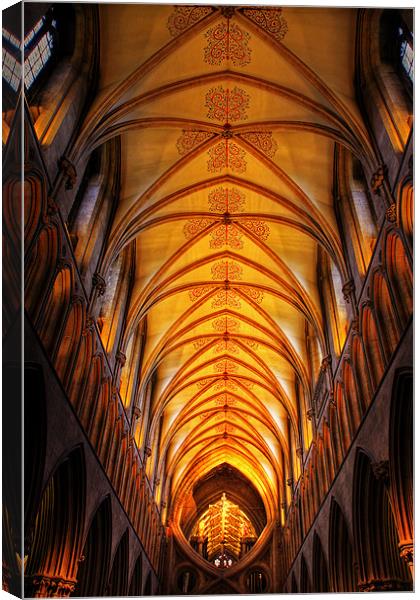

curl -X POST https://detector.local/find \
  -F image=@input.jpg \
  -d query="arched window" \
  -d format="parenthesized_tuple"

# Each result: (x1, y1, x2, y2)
(97, 249, 132, 355)
(2, 6, 75, 100)
(23, 13, 58, 91)
(335, 147, 378, 283)
(380, 10, 413, 93)
(348, 158, 377, 274)
(319, 250, 350, 357)
(398, 26, 413, 83)
(2, 26, 21, 92)
(119, 326, 144, 411)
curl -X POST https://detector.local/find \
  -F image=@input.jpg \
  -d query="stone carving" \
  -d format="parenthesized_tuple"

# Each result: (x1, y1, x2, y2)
(370, 164, 387, 195)
(58, 156, 77, 190)
(386, 202, 397, 223)
(92, 272, 106, 296)
(371, 460, 390, 483)
(342, 279, 355, 303)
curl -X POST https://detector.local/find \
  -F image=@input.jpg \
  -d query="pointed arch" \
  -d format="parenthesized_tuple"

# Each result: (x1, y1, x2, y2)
(73, 496, 112, 597)
(107, 529, 129, 596)
(361, 303, 385, 389)
(353, 449, 411, 591)
(384, 231, 412, 327)
(25, 447, 86, 596)
(388, 370, 413, 570)
(128, 553, 144, 595)
(329, 498, 356, 592)
(312, 531, 329, 592)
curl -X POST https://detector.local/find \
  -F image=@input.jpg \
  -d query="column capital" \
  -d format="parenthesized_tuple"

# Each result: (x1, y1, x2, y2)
(58, 156, 77, 190)
(92, 272, 106, 296)
(399, 540, 413, 565)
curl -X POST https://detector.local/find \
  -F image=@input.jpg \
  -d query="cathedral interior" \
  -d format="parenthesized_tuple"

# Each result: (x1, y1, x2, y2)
(2, 3, 413, 596)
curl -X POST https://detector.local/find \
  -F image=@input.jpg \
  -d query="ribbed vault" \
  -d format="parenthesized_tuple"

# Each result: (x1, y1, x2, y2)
(73, 4, 376, 564)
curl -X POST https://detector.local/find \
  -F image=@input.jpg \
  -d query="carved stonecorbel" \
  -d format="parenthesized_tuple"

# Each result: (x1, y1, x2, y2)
(370, 164, 388, 195)
(47, 196, 58, 215)
(29, 575, 76, 598)
(56, 258, 71, 273)
(92, 272, 106, 296)
(280, 501, 286, 510)
(58, 156, 77, 190)
(399, 541, 413, 565)
(83, 316, 95, 335)
(154, 478, 161, 487)
(342, 279, 355, 303)
(386, 202, 397, 223)
(144, 446, 152, 458)
(306, 408, 315, 421)
(133, 406, 141, 419)
(116, 351, 127, 367)
(321, 355, 332, 372)
(329, 390, 336, 407)
(286, 478, 293, 487)
(71, 294, 84, 306)
(351, 317, 360, 333)
(371, 460, 390, 484)
(296, 447, 303, 457)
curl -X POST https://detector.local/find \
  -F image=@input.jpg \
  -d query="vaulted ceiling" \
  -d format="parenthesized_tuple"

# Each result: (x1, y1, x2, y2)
(76, 5, 375, 535)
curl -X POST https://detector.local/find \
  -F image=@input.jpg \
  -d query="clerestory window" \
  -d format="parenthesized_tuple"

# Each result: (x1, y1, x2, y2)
(2, 8, 60, 95)
(398, 26, 413, 83)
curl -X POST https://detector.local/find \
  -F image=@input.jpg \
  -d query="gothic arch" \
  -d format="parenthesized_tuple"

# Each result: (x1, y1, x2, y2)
(388, 370, 413, 571)
(25, 224, 60, 320)
(328, 498, 356, 592)
(384, 230, 412, 327)
(23, 364, 47, 554)
(372, 269, 400, 359)
(31, 5, 99, 154)
(312, 531, 330, 592)
(360, 303, 385, 389)
(25, 446, 86, 597)
(128, 552, 143, 596)
(143, 571, 153, 596)
(38, 264, 73, 356)
(73, 496, 112, 597)
(107, 529, 129, 596)
(54, 298, 85, 385)
(398, 178, 413, 249)
(352, 449, 411, 591)
(299, 553, 310, 592)
(356, 9, 412, 153)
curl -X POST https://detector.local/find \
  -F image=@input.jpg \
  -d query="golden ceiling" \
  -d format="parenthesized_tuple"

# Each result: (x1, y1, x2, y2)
(74, 4, 376, 537)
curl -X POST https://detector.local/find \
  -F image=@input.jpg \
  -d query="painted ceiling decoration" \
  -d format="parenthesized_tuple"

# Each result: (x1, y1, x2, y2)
(74, 3, 379, 571)
(204, 21, 251, 67)
(167, 5, 214, 37)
